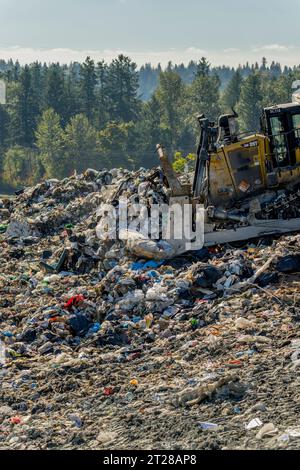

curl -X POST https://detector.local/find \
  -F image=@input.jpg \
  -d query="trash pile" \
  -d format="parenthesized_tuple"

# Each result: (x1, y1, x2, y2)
(1, 168, 300, 450)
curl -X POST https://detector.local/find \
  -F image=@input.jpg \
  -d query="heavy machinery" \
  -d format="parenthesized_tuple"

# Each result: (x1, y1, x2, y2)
(157, 97, 300, 250)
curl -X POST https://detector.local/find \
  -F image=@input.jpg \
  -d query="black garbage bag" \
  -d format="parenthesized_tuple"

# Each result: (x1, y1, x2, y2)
(190, 248, 210, 261)
(68, 314, 91, 337)
(195, 266, 222, 288)
(276, 254, 300, 273)
(97, 329, 130, 347)
(256, 272, 279, 287)
(19, 328, 37, 343)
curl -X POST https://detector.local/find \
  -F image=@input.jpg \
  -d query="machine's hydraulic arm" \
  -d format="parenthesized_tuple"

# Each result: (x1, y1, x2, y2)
(192, 116, 211, 200)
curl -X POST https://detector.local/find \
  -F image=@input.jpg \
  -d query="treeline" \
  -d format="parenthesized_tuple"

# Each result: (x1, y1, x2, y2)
(2, 56, 298, 101)
(139, 57, 298, 100)
(0, 55, 300, 190)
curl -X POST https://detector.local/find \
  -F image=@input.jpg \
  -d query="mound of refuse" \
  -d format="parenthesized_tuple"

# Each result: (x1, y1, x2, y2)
(1, 168, 300, 450)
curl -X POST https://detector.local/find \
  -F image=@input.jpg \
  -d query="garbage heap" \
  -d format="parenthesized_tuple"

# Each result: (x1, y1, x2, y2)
(1, 168, 300, 450)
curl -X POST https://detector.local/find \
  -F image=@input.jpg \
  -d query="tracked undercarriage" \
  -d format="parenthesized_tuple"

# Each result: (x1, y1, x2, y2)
(155, 100, 300, 255)
(204, 188, 300, 247)
(123, 100, 300, 260)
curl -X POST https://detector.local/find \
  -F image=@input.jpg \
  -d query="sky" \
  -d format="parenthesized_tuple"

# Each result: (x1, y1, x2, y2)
(0, 0, 299, 67)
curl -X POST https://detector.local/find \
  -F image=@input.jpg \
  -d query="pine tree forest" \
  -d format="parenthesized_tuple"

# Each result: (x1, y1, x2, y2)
(0, 55, 300, 191)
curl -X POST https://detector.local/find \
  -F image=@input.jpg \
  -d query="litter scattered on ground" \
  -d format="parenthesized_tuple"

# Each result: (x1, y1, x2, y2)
(199, 422, 219, 431)
(245, 418, 263, 431)
(1, 168, 300, 449)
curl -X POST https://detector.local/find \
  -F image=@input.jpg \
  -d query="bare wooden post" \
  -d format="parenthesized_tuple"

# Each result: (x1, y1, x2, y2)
(156, 144, 186, 196)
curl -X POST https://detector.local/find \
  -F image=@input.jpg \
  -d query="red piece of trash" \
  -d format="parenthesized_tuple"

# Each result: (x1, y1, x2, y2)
(10, 416, 21, 425)
(129, 352, 141, 360)
(49, 316, 65, 323)
(104, 387, 114, 396)
(64, 295, 85, 311)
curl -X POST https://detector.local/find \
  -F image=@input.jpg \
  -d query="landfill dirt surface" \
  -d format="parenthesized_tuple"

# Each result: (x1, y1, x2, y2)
(1, 168, 300, 450)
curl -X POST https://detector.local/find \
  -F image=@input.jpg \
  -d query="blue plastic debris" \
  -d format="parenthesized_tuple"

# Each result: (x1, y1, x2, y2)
(147, 270, 159, 278)
(90, 323, 101, 333)
(1, 331, 14, 338)
(131, 260, 165, 271)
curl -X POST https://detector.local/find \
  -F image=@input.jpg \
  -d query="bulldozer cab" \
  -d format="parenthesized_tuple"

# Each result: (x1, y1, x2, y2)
(261, 103, 300, 168)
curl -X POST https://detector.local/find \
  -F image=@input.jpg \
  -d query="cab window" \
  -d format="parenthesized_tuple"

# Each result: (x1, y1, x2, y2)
(292, 114, 300, 129)
(270, 116, 287, 163)
(292, 114, 300, 143)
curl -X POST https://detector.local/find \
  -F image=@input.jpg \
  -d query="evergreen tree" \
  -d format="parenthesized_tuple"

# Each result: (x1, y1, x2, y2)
(35, 108, 65, 178)
(80, 56, 97, 122)
(96, 60, 110, 128)
(17, 65, 38, 146)
(30, 62, 45, 115)
(196, 57, 210, 78)
(0, 56, 300, 190)
(270, 61, 282, 78)
(45, 64, 67, 124)
(187, 71, 220, 123)
(155, 71, 185, 153)
(222, 70, 243, 111)
(63, 73, 80, 123)
(106, 55, 140, 122)
(0, 105, 9, 147)
(136, 95, 166, 167)
(238, 72, 263, 132)
(139, 63, 159, 101)
(12, 60, 21, 81)
(261, 57, 267, 72)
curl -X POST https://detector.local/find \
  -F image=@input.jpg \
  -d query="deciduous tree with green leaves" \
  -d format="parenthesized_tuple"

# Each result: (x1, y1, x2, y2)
(35, 108, 65, 178)
(98, 121, 135, 169)
(3, 146, 41, 187)
(64, 114, 100, 173)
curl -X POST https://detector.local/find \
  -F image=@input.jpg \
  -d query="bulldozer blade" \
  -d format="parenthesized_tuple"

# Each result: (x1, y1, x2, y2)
(203, 217, 300, 246)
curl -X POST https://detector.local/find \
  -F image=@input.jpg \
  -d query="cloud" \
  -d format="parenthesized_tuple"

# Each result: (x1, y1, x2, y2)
(0, 45, 208, 66)
(185, 47, 207, 55)
(252, 44, 294, 52)
(223, 48, 240, 53)
(0, 44, 299, 67)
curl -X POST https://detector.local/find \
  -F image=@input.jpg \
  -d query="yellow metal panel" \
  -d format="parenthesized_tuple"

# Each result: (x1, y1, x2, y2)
(277, 166, 300, 185)
(209, 134, 269, 206)
(209, 148, 236, 205)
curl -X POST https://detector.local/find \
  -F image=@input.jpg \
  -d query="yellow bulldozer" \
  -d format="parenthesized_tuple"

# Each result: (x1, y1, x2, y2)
(157, 95, 300, 250)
